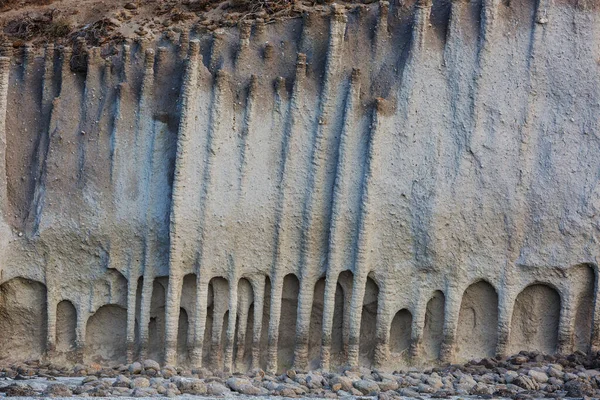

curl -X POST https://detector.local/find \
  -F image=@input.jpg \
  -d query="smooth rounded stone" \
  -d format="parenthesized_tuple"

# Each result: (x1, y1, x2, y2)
(564, 372, 578, 381)
(207, 381, 230, 395)
(226, 377, 269, 395)
(275, 386, 298, 397)
(470, 382, 494, 396)
(28, 382, 48, 392)
(148, 377, 165, 388)
(81, 375, 97, 384)
(505, 370, 519, 384)
(306, 371, 325, 388)
(426, 374, 443, 389)
(454, 374, 477, 392)
(564, 379, 594, 397)
(398, 387, 421, 397)
(85, 387, 111, 396)
(580, 369, 600, 378)
(73, 364, 87, 376)
(161, 366, 177, 378)
(176, 378, 207, 395)
(132, 387, 158, 397)
(262, 380, 279, 391)
(548, 376, 563, 386)
(417, 382, 435, 393)
(129, 362, 143, 374)
(528, 369, 549, 383)
(0, 383, 36, 397)
(377, 379, 398, 391)
(492, 384, 523, 397)
(405, 376, 421, 386)
(479, 373, 499, 384)
(286, 369, 296, 379)
(143, 359, 161, 372)
(111, 386, 133, 396)
(113, 374, 131, 388)
(547, 366, 563, 379)
(330, 375, 353, 392)
(130, 376, 151, 389)
(378, 389, 402, 400)
(353, 379, 381, 395)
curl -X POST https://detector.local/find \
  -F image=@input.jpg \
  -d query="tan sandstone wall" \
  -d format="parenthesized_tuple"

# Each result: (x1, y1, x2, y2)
(0, 0, 599, 373)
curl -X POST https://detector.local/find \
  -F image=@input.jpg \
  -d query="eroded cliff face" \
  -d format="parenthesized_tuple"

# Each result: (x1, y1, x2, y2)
(0, 0, 599, 373)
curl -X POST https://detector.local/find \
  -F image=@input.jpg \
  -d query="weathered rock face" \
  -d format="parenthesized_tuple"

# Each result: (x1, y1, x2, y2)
(0, 0, 599, 373)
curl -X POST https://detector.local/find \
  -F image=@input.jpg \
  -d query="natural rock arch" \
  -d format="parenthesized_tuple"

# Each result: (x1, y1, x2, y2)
(85, 304, 127, 365)
(423, 290, 445, 361)
(56, 300, 77, 354)
(456, 281, 498, 361)
(0, 277, 48, 361)
(359, 277, 379, 367)
(278, 273, 299, 372)
(510, 284, 560, 355)
(390, 309, 412, 358)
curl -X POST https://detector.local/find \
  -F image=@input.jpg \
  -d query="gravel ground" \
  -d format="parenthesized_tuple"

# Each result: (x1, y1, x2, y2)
(0, 352, 599, 399)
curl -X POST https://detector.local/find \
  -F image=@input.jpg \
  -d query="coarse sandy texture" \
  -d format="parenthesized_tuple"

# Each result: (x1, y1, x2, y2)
(0, 0, 599, 376)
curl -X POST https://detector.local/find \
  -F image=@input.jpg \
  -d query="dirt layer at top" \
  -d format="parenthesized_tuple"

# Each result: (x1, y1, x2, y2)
(0, 0, 372, 46)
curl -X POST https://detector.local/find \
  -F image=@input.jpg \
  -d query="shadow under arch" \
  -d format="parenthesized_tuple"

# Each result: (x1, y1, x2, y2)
(84, 304, 127, 365)
(0, 277, 47, 361)
(359, 276, 379, 367)
(456, 280, 498, 361)
(509, 283, 560, 355)
(423, 290, 445, 362)
(56, 299, 77, 354)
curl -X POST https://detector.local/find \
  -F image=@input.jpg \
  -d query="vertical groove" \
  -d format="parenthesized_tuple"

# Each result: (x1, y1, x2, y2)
(165, 40, 202, 366)
(347, 99, 385, 366)
(320, 69, 361, 370)
(412, 0, 432, 53)
(209, 30, 225, 73)
(295, 6, 347, 370)
(373, 1, 390, 59)
(134, 48, 157, 361)
(267, 52, 308, 374)
(26, 44, 55, 234)
(235, 21, 252, 69)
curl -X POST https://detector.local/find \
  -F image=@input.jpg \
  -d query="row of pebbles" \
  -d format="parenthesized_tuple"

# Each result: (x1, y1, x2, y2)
(1, 351, 600, 398)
